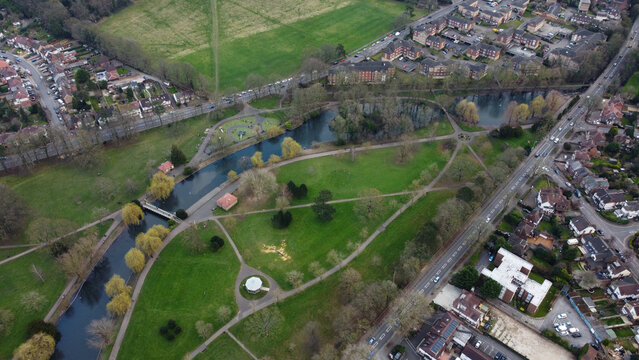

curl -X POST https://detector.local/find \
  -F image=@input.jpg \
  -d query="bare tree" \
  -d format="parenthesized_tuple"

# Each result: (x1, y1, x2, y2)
(246, 307, 284, 338)
(388, 291, 432, 336)
(86, 317, 116, 349)
(58, 235, 97, 277)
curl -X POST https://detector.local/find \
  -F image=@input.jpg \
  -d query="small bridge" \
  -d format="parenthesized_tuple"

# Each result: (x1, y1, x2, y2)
(141, 202, 180, 222)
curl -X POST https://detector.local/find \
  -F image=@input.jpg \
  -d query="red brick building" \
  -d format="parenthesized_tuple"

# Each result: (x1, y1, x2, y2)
(327, 61, 395, 85)
(381, 40, 422, 62)
(446, 15, 474, 32)
(466, 43, 501, 60)
(425, 35, 446, 50)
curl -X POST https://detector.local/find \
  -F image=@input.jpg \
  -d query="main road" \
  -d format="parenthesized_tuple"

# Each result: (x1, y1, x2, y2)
(367, 17, 639, 359)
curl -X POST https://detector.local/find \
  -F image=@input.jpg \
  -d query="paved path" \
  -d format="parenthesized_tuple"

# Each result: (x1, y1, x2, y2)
(226, 331, 258, 360)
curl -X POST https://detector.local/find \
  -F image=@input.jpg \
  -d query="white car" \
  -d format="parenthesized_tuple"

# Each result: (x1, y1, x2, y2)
(558, 313, 567, 319)
(433, 276, 440, 283)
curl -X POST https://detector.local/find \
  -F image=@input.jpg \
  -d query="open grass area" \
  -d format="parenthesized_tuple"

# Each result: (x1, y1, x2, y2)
(455, 120, 485, 132)
(230, 190, 455, 359)
(498, 19, 523, 29)
(604, 317, 625, 326)
(117, 221, 240, 360)
(436, 146, 483, 186)
(249, 95, 281, 109)
(471, 131, 538, 166)
(413, 118, 455, 137)
(614, 327, 635, 338)
(534, 176, 551, 190)
(0, 114, 216, 225)
(0, 221, 112, 358)
(195, 333, 253, 360)
(276, 141, 451, 202)
(261, 117, 282, 132)
(532, 285, 557, 318)
(227, 198, 400, 290)
(623, 72, 639, 96)
(99, 0, 415, 90)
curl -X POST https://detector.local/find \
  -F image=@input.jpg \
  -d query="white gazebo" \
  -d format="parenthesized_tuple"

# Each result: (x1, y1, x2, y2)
(245, 276, 263, 294)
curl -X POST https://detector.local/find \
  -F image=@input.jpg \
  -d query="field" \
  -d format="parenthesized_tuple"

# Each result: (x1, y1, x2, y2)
(249, 95, 281, 109)
(471, 131, 538, 166)
(623, 72, 639, 96)
(413, 118, 455, 137)
(99, 0, 413, 90)
(436, 146, 483, 186)
(0, 221, 112, 359)
(194, 333, 253, 360)
(0, 114, 216, 225)
(229, 190, 456, 359)
(117, 221, 240, 360)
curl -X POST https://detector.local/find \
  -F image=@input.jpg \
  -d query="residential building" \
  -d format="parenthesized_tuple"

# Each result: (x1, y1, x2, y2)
(466, 43, 501, 60)
(581, 234, 612, 265)
(150, 93, 172, 107)
(579, 0, 591, 11)
(446, 16, 474, 32)
(118, 100, 142, 119)
(459, 4, 480, 18)
(527, 17, 546, 32)
(478, 10, 506, 25)
(460, 344, 492, 360)
(381, 40, 422, 62)
(583, 297, 597, 313)
(327, 61, 395, 85)
(513, 30, 540, 49)
(157, 161, 174, 174)
(508, 234, 529, 257)
(614, 202, 639, 219)
(608, 261, 631, 279)
(480, 248, 552, 314)
(451, 290, 485, 328)
(525, 208, 544, 227)
(571, 13, 594, 25)
(549, 31, 606, 69)
(421, 58, 452, 78)
(413, 23, 439, 45)
(546, 3, 563, 18)
(592, 189, 626, 210)
(601, 95, 624, 124)
(585, 129, 607, 147)
(497, 29, 514, 44)
(216, 193, 238, 211)
(609, 277, 639, 300)
(417, 313, 461, 360)
(580, 176, 609, 195)
(537, 187, 569, 214)
(510, 0, 529, 13)
(570, 216, 596, 236)
(425, 35, 447, 50)
(467, 63, 487, 79)
(622, 300, 639, 321)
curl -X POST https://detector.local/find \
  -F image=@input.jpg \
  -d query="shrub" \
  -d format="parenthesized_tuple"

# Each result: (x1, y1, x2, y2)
(167, 319, 176, 329)
(159, 326, 168, 335)
(183, 166, 194, 176)
(287, 181, 308, 199)
(50, 242, 69, 258)
(166, 333, 175, 341)
(175, 209, 188, 220)
(174, 326, 182, 335)
(210, 236, 225, 252)
(271, 210, 293, 229)
(167, 219, 177, 229)
(160, 320, 181, 341)
(131, 199, 142, 208)
(27, 319, 61, 343)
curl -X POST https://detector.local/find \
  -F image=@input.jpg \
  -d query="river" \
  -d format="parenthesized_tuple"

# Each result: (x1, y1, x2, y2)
(466, 91, 547, 127)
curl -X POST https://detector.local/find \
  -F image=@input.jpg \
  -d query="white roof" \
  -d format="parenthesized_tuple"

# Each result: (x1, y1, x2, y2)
(245, 277, 262, 292)
(481, 248, 551, 308)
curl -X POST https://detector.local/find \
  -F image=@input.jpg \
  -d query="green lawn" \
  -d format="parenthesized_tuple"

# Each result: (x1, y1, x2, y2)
(249, 95, 281, 109)
(228, 199, 400, 289)
(230, 190, 455, 359)
(498, 19, 523, 29)
(276, 141, 451, 202)
(0, 221, 112, 359)
(455, 120, 485, 132)
(412, 118, 454, 137)
(534, 176, 551, 190)
(532, 285, 557, 317)
(117, 221, 240, 360)
(261, 117, 282, 131)
(195, 333, 253, 360)
(436, 146, 483, 186)
(623, 72, 639, 96)
(0, 114, 215, 225)
(471, 131, 538, 166)
(100, 0, 415, 90)
(614, 327, 635, 338)
(604, 317, 625, 326)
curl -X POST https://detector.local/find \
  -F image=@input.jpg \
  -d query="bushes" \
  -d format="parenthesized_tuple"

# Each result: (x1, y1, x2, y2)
(210, 236, 225, 252)
(26, 319, 61, 343)
(287, 181, 308, 199)
(175, 209, 188, 220)
(495, 125, 524, 139)
(183, 166, 194, 176)
(271, 210, 293, 229)
(159, 319, 182, 341)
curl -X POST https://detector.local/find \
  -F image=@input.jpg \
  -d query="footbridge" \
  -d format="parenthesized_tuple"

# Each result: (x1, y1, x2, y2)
(141, 202, 180, 222)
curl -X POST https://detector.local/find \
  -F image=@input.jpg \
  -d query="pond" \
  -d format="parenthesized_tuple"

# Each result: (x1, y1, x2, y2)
(466, 91, 547, 127)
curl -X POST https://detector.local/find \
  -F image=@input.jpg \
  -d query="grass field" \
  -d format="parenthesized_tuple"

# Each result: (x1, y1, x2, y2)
(471, 131, 538, 166)
(276, 141, 451, 202)
(194, 333, 253, 360)
(0, 114, 216, 225)
(0, 221, 112, 359)
(413, 118, 455, 137)
(249, 95, 281, 109)
(99, 0, 413, 90)
(117, 221, 240, 360)
(227, 199, 400, 289)
(436, 146, 483, 186)
(623, 72, 639, 96)
(229, 190, 456, 359)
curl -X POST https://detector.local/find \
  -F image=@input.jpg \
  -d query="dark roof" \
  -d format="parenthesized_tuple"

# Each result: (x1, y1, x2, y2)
(330, 61, 393, 74)
(571, 216, 592, 232)
(461, 344, 493, 360)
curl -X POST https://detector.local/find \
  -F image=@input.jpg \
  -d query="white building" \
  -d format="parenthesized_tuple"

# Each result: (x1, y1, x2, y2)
(615, 202, 639, 219)
(569, 216, 595, 237)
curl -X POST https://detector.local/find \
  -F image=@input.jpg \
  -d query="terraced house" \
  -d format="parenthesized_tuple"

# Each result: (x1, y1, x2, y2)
(381, 39, 422, 62)
(328, 61, 395, 85)
(446, 15, 474, 32)
(466, 43, 501, 60)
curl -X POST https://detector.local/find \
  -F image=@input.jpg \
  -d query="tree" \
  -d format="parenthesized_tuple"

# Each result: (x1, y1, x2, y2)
(271, 210, 293, 229)
(388, 292, 431, 336)
(268, 154, 281, 164)
(195, 320, 213, 339)
(26, 320, 60, 343)
(170, 144, 187, 166)
(105, 274, 132, 298)
(301, 321, 322, 355)
(574, 270, 601, 290)
(605, 142, 620, 154)
(58, 235, 96, 277)
(122, 203, 144, 226)
(96, 177, 117, 201)
(136, 232, 163, 257)
(563, 142, 571, 151)
(216, 305, 232, 322)
(124, 178, 139, 195)
(451, 266, 479, 290)
(20, 291, 46, 313)
(395, 135, 420, 164)
(86, 317, 116, 349)
(148, 172, 175, 200)
(246, 307, 284, 338)
(210, 235, 225, 252)
(312, 189, 336, 222)
(125, 248, 146, 273)
(239, 169, 278, 202)
(227, 170, 238, 181)
(281, 137, 302, 159)
(0, 184, 30, 243)
(545, 90, 565, 113)
(339, 268, 363, 303)
(13, 332, 55, 360)
(0, 308, 14, 337)
(312, 344, 338, 360)
(286, 270, 304, 288)
(531, 95, 546, 117)
(26, 218, 76, 245)
(251, 151, 264, 168)
(175, 209, 188, 220)
(106, 292, 131, 317)
(341, 343, 370, 360)
(353, 188, 384, 220)
(517, 103, 530, 123)
(456, 186, 475, 202)
(74, 68, 90, 84)
(478, 278, 502, 298)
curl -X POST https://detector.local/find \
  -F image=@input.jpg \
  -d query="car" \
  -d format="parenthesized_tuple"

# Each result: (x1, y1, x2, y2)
(433, 276, 440, 283)
(488, 255, 495, 262)
(494, 353, 503, 360)
(368, 336, 376, 345)
(475, 340, 482, 348)
(570, 122, 574, 126)
(597, 229, 604, 236)
(209, 105, 215, 109)
(558, 313, 567, 319)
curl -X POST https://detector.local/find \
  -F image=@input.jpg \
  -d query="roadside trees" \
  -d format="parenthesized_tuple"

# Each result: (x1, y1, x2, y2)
(450, 266, 479, 291)
(388, 292, 431, 336)
(478, 278, 502, 298)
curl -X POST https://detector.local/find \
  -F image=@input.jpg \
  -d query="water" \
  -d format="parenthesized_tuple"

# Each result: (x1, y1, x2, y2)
(466, 91, 546, 127)
(52, 109, 337, 358)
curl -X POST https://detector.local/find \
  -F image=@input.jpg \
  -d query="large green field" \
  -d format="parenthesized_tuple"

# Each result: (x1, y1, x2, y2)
(99, 0, 413, 90)
(194, 333, 253, 360)
(117, 221, 240, 360)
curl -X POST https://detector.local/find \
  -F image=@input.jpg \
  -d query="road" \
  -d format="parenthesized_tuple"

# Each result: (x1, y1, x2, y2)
(366, 17, 639, 359)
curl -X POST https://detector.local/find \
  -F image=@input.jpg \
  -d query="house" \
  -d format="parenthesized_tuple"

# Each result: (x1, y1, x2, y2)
(570, 216, 596, 236)
(508, 233, 529, 257)
(467, 63, 487, 79)
(425, 35, 447, 50)
(622, 300, 639, 321)
(478, 10, 506, 25)
(421, 58, 452, 78)
(573, 150, 590, 162)
(327, 61, 395, 85)
(0, 66, 17, 83)
(571, 13, 594, 25)
(608, 261, 631, 279)
(581, 345, 599, 360)
(519, 32, 540, 49)
(510, 0, 529, 13)
(581, 234, 612, 267)
(381, 40, 422, 62)
(216, 193, 238, 211)
(458, 4, 480, 18)
(497, 29, 514, 44)
(566, 159, 584, 177)
(601, 95, 624, 124)
(585, 129, 607, 147)
(466, 43, 501, 60)
(527, 17, 546, 32)
(537, 187, 568, 214)
(583, 297, 597, 313)
(157, 161, 174, 174)
(592, 189, 626, 210)
(451, 290, 485, 328)
(609, 277, 639, 300)
(150, 93, 172, 107)
(614, 202, 639, 219)
(417, 313, 461, 360)
(446, 16, 474, 32)
(7, 77, 22, 92)
(12, 89, 29, 105)
(413, 23, 439, 45)
(581, 176, 609, 196)
(460, 344, 492, 360)
(579, 0, 591, 11)
(546, 3, 563, 19)
(139, 98, 153, 112)
(514, 221, 536, 239)
(118, 100, 142, 119)
(525, 208, 544, 227)
(480, 248, 552, 314)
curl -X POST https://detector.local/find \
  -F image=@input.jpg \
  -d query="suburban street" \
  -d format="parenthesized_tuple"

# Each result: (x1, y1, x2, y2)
(367, 17, 639, 360)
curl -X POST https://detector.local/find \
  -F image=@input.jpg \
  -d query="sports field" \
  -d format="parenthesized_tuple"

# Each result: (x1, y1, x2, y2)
(99, 0, 411, 90)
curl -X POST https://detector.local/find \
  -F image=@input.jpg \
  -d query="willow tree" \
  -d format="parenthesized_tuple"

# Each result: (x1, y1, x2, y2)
(122, 203, 144, 226)
(148, 172, 175, 200)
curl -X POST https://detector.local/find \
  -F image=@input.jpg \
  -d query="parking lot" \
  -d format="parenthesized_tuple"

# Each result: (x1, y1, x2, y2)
(541, 296, 597, 348)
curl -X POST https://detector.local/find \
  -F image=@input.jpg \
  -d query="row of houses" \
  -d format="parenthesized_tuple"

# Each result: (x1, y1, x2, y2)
(548, 29, 607, 69)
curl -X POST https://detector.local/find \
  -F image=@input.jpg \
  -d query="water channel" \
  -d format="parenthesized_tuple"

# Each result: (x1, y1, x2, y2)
(52, 92, 543, 358)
